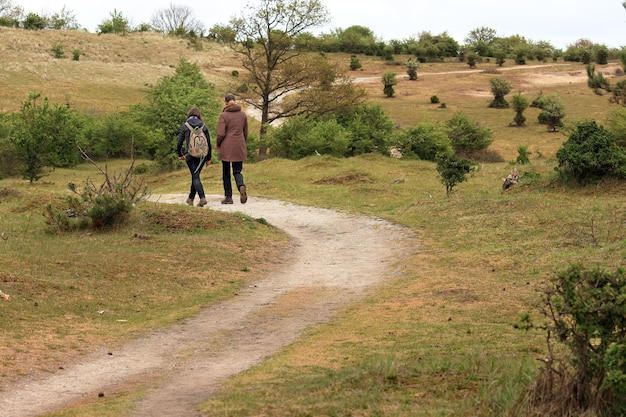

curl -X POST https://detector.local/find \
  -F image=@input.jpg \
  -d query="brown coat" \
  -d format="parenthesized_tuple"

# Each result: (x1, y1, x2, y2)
(216, 104, 248, 162)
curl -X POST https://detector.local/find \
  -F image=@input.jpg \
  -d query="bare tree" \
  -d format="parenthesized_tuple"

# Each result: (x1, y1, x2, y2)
(230, 0, 360, 155)
(150, 3, 204, 35)
(0, 0, 23, 21)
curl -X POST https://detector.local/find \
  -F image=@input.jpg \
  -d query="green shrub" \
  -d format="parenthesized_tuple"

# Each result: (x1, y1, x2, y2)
(556, 120, 626, 184)
(535, 93, 565, 131)
(511, 93, 529, 126)
(430, 95, 440, 104)
(445, 111, 493, 152)
(335, 103, 393, 156)
(44, 160, 150, 232)
(349, 55, 362, 71)
(51, 43, 64, 59)
(382, 71, 397, 97)
(488, 78, 512, 108)
(516, 265, 626, 416)
(269, 117, 350, 159)
(10, 92, 84, 183)
(436, 154, 476, 196)
(395, 121, 452, 161)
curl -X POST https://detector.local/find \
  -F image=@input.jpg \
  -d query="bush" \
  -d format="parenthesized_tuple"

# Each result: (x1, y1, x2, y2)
(556, 120, 626, 184)
(430, 95, 440, 104)
(269, 117, 350, 159)
(511, 93, 529, 126)
(382, 71, 397, 97)
(395, 121, 452, 161)
(44, 159, 150, 232)
(488, 77, 512, 108)
(445, 111, 493, 152)
(515, 265, 626, 417)
(536, 93, 565, 131)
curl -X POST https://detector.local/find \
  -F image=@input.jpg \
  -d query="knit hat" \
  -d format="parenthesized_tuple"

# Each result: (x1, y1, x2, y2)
(224, 93, 236, 103)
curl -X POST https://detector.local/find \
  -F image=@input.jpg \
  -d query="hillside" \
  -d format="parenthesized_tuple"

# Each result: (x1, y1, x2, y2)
(1, 27, 623, 161)
(0, 27, 236, 113)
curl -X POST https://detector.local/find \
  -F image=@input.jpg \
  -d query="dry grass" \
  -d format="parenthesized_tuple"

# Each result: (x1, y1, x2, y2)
(2, 29, 625, 416)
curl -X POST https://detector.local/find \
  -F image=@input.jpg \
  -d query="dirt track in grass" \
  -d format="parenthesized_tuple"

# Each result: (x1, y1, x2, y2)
(0, 194, 415, 417)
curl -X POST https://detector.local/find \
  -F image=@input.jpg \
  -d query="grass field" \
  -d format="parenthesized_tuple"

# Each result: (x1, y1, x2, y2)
(1, 28, 625, 416)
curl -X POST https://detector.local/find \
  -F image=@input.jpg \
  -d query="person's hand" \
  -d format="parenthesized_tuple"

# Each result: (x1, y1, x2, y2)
(179, 155, 185, 161)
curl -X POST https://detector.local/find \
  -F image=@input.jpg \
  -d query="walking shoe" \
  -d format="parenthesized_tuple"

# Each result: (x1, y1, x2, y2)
(186, 198, 194, 206)
(239, 185, 247, 204)
(221, 196, 233, 204)
(198, 197, 207, 207)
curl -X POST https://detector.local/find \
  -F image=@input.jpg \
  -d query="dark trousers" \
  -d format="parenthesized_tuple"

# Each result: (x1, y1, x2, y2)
(222, 161, 244, 198)
(186, 155, 206, 199)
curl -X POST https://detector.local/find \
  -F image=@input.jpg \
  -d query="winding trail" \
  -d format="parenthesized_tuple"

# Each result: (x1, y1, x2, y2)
(0, 195, 415, 417)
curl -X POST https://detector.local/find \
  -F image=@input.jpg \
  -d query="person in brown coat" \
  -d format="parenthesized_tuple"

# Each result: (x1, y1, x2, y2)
(216, 93, 248, 204)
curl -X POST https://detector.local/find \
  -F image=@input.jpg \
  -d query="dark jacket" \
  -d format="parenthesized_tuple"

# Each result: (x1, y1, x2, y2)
(216, 104, 248, 162)
(177, 116, 212, 159)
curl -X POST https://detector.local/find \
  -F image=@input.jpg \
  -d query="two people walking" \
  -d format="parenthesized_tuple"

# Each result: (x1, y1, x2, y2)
(177, 93, 248, 206)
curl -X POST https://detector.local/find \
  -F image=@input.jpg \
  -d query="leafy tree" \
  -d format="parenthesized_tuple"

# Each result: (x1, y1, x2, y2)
(150, 4, 204, 36)
(382, 71, 397, 97)
(445, 111, 493, 152)
(334, 25, 377, 55)
(511, 93, 529, 126)
(556, 120, 626, 183)
(488, 77, 512, 108)
(10, 92, 83, 183)
(130, 59, 220, 167)
(395, 121, 452, 161)
(97, 9, 130, 35)
(464, 26, 497, 56)
(436, 154, 476, 196)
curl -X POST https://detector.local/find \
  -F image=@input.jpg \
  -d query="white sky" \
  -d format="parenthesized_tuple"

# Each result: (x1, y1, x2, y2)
(19, 0, 626, 50)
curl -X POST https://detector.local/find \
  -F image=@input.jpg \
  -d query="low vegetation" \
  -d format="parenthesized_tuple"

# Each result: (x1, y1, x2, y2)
(0, 19, 625, 417)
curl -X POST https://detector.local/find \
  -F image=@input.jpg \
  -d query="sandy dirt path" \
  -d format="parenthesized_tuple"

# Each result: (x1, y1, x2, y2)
(0, 194, 415, 417)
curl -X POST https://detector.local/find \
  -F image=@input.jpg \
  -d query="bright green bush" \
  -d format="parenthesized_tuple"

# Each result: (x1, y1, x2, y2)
(555, 120, 626, 184)
(269, 116, 350, 159)
(518, 265, 626, 416)
(445, 111, 493, 152)
(10, 92, 84, 183)
(396, 121, 452, 161)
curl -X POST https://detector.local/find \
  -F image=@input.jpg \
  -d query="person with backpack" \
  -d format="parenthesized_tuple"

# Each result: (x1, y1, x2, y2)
(177, 107, 212, 207)
(216, 93, 248, 204)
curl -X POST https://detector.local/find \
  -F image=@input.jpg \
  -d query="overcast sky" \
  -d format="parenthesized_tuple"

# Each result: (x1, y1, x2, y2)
(20, 0, 626, 50)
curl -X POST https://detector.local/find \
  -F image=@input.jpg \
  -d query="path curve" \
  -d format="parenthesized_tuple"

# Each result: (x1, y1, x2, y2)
(0, 194, 415, 417)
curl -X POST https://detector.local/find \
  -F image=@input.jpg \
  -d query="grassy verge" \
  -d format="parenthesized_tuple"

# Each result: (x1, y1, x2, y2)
(193, 154, 625, 416)
(0, 162, 289, 383)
